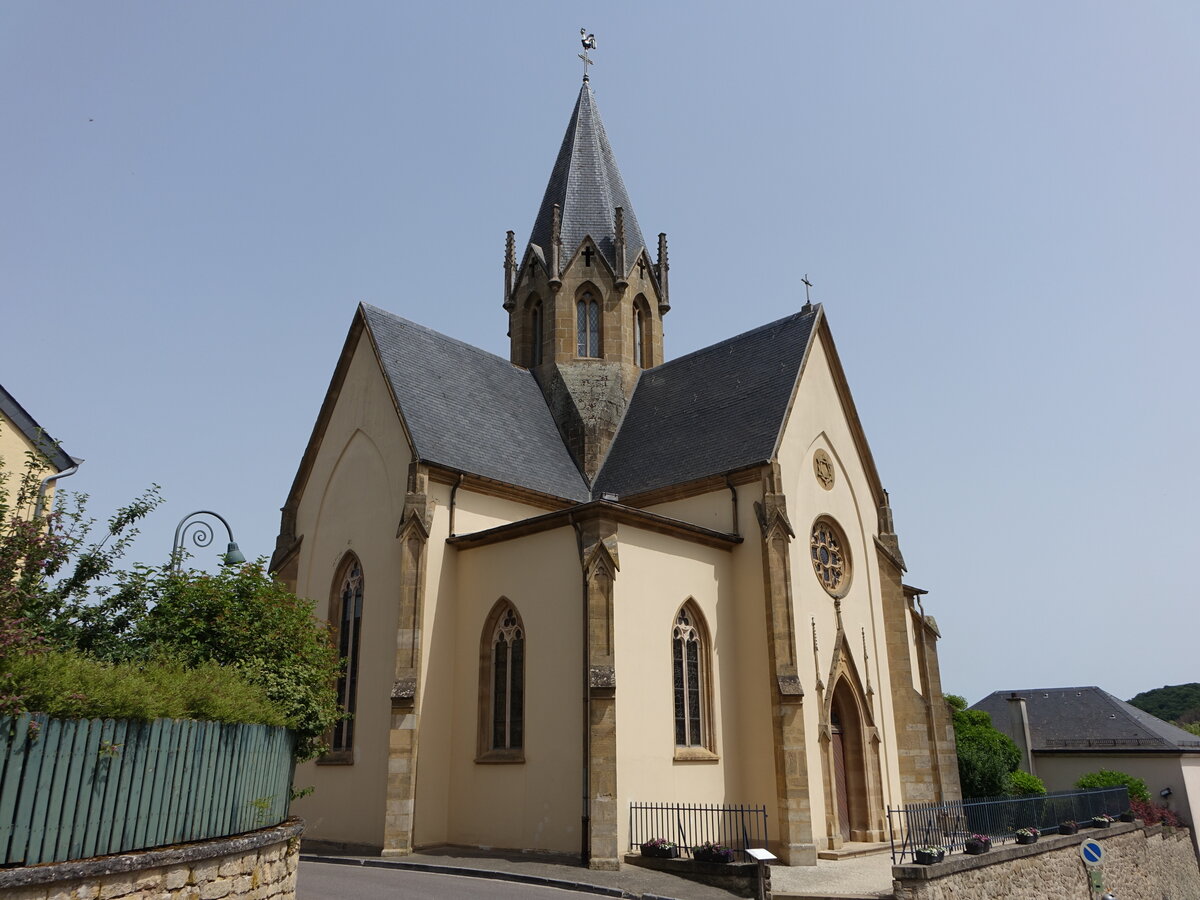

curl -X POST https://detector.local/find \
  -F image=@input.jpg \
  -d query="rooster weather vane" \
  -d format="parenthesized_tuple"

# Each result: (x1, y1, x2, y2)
(579, 29, 596, 79)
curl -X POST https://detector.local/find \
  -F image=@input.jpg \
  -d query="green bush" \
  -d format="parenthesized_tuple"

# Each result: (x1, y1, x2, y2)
(1075, 769, 1150, 803)
(2, 650, 284, 726)
(949, 700, 1021, 798)
(1006, 770, 1047, 796)
(130, 562, 340, 760)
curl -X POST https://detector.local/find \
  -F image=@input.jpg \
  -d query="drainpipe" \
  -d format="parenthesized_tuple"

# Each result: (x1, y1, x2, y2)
(572, 514, 591, 865)
(448, 473, 465, 537)
(725, 475, 739, 537)
(33, 459, 82, 519)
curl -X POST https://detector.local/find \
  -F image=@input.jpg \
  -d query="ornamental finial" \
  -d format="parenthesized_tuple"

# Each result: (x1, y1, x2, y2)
(579, 29, 596, 80)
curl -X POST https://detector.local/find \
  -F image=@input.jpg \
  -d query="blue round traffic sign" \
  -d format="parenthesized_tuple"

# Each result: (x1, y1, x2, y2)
(1080, 839, 1104, 865)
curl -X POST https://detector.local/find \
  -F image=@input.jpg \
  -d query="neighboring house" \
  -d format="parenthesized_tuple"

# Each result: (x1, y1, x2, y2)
(0, 383, 77, 515)
(272, 73, 961, 868)
(972, 686, 1200, 828)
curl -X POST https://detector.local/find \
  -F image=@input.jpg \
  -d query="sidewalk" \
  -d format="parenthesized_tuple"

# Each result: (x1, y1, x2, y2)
(301, 845, 897, 900)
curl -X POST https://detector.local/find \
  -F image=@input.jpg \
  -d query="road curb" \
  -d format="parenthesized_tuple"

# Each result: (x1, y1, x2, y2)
(301, 853, 647, 898)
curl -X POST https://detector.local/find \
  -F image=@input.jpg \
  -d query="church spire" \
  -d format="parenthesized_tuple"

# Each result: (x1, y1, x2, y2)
(527, 78, 648, 275)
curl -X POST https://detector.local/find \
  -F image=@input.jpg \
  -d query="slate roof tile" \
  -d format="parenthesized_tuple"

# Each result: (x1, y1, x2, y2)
(528, 80, 647, 274)
(972, 686, 1200, 753)
(361, 305, 591, 503)
(594, 309, 817, 498)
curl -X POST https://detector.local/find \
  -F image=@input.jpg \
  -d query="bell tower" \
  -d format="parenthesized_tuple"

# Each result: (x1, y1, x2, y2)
(503, 74, 671, 481)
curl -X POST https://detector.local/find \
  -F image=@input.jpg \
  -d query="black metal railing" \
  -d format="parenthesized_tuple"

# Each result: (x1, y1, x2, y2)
(888, 787, 1129, 864)
(629, 801, 769, 863)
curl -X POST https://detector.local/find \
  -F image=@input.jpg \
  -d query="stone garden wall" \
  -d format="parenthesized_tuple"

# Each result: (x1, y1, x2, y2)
(892, 822, 1200, 900)
(0, 819, 302, 900)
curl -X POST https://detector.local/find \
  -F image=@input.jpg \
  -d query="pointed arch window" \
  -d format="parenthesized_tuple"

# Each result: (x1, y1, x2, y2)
(634, 297, 650, 368)
(478, 601, 525, 762)
(577, 292, 600, 357)
(330, 555, 364, 759)
(529, 299, 543, 367)
(672, 603, 715, 757)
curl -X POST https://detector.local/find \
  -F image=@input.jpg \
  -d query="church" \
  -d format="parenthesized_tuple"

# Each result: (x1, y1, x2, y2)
(271, 66, 961, 869)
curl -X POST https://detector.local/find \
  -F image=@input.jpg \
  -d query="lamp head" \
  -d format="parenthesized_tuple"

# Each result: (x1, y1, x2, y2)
(224, 542, 246, 566)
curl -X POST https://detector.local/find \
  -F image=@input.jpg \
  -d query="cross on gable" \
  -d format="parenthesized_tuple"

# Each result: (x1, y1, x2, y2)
(583, 246, 594, 266)
(637, 258, 646, 279)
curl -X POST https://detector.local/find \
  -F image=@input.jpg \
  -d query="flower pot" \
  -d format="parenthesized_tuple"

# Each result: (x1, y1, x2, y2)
(640, 844, 679, 859)
(914, 849, 945, 865)
(694, 849, 736, 864)
(964, 839, 991, 855)
(1092, 819, 1111, 828)
(1120, 812, 1136, 823)
(1059, 824, 1078, 835)
(1016, 833, 1038, 845)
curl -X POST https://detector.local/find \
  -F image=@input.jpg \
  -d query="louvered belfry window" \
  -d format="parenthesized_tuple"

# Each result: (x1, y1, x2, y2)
(530, 300, 543, 367)
(672, 607, 704, 747)
(577, 293, 600, 357)
(332, 557, 364, 753)
(491, 606, 525, 750)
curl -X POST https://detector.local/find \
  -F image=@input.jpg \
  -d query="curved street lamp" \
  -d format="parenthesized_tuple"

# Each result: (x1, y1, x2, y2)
(171, 510, 246, 571)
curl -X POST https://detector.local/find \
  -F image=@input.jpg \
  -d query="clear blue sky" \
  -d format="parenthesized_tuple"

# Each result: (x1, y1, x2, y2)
(3, 2, 1197, 706)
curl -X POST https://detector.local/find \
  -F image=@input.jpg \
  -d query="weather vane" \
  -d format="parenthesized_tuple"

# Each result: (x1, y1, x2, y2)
(579, 28, 596, 80)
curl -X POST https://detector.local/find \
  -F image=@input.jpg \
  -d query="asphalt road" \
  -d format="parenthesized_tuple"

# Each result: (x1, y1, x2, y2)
(297, 861, 591, 899)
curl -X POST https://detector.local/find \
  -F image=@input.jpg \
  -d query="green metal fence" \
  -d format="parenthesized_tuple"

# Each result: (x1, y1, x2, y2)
(0, 713, 295, 866)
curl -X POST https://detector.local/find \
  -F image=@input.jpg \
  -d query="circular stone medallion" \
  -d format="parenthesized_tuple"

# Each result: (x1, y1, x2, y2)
(813, 449, 835, 490)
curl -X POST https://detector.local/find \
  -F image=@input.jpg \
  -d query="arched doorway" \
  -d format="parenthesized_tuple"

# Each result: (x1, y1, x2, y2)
(829, 678, 869, 842)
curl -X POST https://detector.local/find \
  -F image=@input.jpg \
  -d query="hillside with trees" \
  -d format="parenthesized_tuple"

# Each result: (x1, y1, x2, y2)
(1127, 683, 1200, 725)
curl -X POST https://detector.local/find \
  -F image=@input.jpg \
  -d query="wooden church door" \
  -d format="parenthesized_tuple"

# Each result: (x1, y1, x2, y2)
(831, 712, 851, 841)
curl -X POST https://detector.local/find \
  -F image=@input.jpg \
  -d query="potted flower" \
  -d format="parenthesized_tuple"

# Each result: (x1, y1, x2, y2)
(1015, 826, 1040, 845)
(964, 834, 991, 855)
(640, 838, 679, 859)
(1091, 814, 1114, 828)
(914, 845, 945, 865)
(692, 841, 736, 864)
(1119, 810, 1136, 823)
(1059, 820, 1078, 835)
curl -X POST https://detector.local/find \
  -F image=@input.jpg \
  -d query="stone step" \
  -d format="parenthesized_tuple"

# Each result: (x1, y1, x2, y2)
(815, 841, 892, 861)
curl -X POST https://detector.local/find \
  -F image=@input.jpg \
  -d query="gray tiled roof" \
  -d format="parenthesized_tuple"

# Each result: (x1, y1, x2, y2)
(0, 383, 74, 472)
(528, 80, 647, 274)
(361, 305, 591, 503)
(972, 687, 1200, 753)
(594, 309, 818, 498)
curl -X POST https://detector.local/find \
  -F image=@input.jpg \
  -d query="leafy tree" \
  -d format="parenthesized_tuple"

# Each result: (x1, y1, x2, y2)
(1075, 769, 1150, 803)
(946, 694, 1021, 798)
(127, 561, 341, 761)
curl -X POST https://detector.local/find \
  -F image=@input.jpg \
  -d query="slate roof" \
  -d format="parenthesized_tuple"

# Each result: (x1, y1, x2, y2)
(972, 687, 1200, 753)
(594, 308, 818, 498)
(528, 79, 647, 274)
(0, 383, 74, 472)
(361, 304, 591, 503)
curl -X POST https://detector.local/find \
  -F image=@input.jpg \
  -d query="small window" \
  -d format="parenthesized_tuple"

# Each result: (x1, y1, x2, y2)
(634, 304, 647, 368)
(671, 602, 715, 758)
(576, 292, 600, 358)
(530, 300, 543, 366)
(478, 600, 526, 762)
(331, 555, 364, 756)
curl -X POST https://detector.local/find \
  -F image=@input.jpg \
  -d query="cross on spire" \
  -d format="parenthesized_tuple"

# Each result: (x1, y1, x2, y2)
(802, 274, 813, 305)
(579, 28, 596, 80)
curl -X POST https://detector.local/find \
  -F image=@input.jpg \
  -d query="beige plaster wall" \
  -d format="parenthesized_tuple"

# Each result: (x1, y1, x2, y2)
(445, 527, 583, 853)
(1035, 753, 1200, 827)
(648, 491, 738, 534)
(775, 332, 905, 840)
(451, 488, 555, 536)
(289, 333, 413, 851)
(0, 414, 57, 515)
(612, 525, 734, 850)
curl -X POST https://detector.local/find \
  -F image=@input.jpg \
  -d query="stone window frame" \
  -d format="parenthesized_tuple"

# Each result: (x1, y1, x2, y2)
(576, 285, 602, 358)
(319, 552, 364, 765)
(633, 294, 651, 368)
(810, 516, 852, 599)
(671, 600, 718, 762)
(476, 598, 526, 764)
(528, 296, 544, 367)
